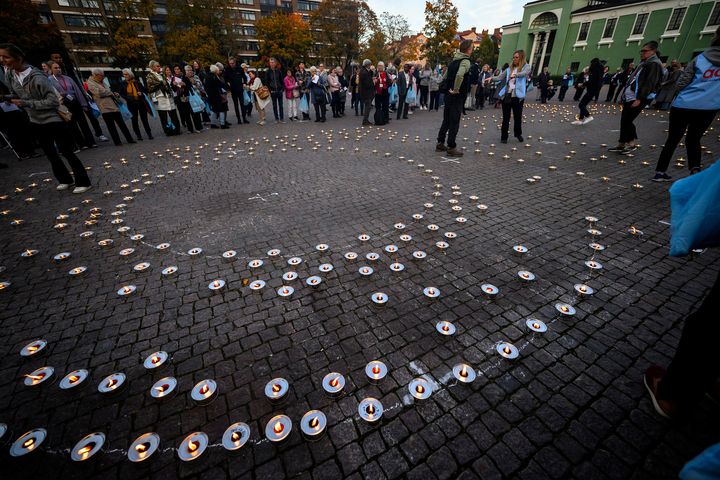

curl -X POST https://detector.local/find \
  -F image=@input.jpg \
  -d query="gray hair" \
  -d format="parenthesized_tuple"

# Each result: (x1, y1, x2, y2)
(91, 67, 103, 76)
(184, 64, 193, 73)
(121, 68, 134, 78)
(148, 60, 160, 69)
(215, 62, 224, 70)
(377, 61, 385, 67)
(209, 64, 219, 74)
(309, 66, 317, 72)
(362, 59, 371, 67)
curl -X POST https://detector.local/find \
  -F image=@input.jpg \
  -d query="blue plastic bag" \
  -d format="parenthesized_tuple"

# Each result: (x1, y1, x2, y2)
(680, 442, 720, 480)
(118, 101, 133, 121)
(389, 83, 398, 104)
(243, 90, 251, 106)
(143, 93, 157, 118)
(405, 87, 416, 103)
(88, 101, 101, 119)
(189, 92, 205, 113)
(669, 161, 720, 256)
(299, 94, 309, 114)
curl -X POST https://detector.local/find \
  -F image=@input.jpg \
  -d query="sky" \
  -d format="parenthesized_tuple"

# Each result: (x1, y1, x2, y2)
(365, 0, 526, 34)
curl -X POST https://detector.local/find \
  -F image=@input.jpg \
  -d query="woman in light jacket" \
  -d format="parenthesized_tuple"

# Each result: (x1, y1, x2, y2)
(246, 70, 270, 125)
(306, 66, 327, 122)
(284, 69, 299, 121)
(47, 60, 97, 149)
(419, 65, 431, 109)
(428, 69, 441, 111)
(87, 68, 136, 146)
(146, 60, 180, 135)
(327, 68, 341, 118)
(486, 51, 530, 143)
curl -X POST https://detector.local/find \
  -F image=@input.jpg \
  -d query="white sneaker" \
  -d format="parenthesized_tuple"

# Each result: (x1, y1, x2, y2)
(56, 183, 73, 191)
(571, 120, 583, 125)
(582, 116, 594, 124)
(72, 186, 92, 194)
(259, 121, 265, 126)
(97, 135, 109, 142)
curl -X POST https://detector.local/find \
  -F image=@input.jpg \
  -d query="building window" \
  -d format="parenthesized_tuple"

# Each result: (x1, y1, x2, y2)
(530, 12, 558, 29)
(621, 58, 634, 69)
(297, 0, 319, 11)
(38, 12, 54, 24)
(58, 0, 99, 7)
(577, 22, 590, 42)
(239, 10, 256, 20)
(632, 13, 648, 36)
(570, 61, 579, 72)
(234, 0, 253, 3)
(602, 18, 616, 39)
(709, 2, 720, 27)
(666, 7, 686, 32)
(63, 14, 105, 27)
(150, 20, 167, 33)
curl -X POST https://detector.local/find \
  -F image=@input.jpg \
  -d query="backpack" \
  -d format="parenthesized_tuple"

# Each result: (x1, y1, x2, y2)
(374, 106, 385, 125)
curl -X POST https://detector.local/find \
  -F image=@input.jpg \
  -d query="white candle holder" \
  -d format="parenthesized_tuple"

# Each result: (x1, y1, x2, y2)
(265, 415, 292, 442)
(481, 284, 499, 297)
(277, 286, 294, 297)
(409, 378, 432, 400)
(318, 263, 333, 273)
(359, 266, 374, 276)
(587, 228, 602, 236)
(265, 377, 289, 402)
(627, 226, 643, 236)
(365, 361, 387, 383)
(177, 432, 208, 461)
(150, 377, 177, 399)
(144, 351, 169, 369)
(306, 276, 323, 288)
(384, 245, 398, 254)
(117, 285, 136, 296)
(191, 379, 217, 404)
(20, 339, 47, 357)
(98, 373, 126, 393)
(24, 366, 54, 386)
(128, 432, 160, 463)
(585, 260, 603, 271)
(436, 241, 449, 250)
(423, 287, 440, 299)
(394, 223, 406, 230)
(526, 319, 547, 333)
(497, 342, 519, 359)
(0, 281, 9, 291)
(156, 242, 170, 251)
(412, 251, 427, 260)
(119, 248, 135, 257)
(223, 250, 237, 260)
(162, 266, 178, 276)
(134, 262, 151, 272)
(588, 243, 605, 251)
(130, 234, 144, 242)
(517, 271, 536, 282)
(555, 303, 576, 316)
(300, 410, 327, 440)
(20, 249, 38, 258)
(222, 422, 251, 451)
(249, 280, 266, 291)
(399, 234, 413, 242)
(513, 245, 528, 254)
(54, 252, 71, 262)
(267, 248, 281, 257)
(358, 234, 370, 242)
(574, 284, 595, 296)
(71, 432, 105, 462)
(187, 247, 203, 256)
(60, 369, 89, 390)
(344, 252, 358, 261)
(248, 259, 264, 269)
(358, 398, 383, 422)
(288, 257, 303, 266)
(9, 429, 46, 457)
(390, 262, 405, 272)
(427, 224, 439, 232)
(453, 363, 476, 383)
(208, 279, 226, 291)
(436, 321, 456, 335)
(68, 266, 87, 276)
(315, 244, 329, 252)
(371, 292, 388, 306)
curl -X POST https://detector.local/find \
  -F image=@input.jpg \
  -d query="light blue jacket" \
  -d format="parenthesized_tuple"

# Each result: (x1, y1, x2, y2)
(672, 53, 720, 110)
(495, 63, 532, 99)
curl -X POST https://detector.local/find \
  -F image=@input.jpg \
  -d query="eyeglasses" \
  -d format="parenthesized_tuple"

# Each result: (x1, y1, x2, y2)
(640, 49, 652, 53)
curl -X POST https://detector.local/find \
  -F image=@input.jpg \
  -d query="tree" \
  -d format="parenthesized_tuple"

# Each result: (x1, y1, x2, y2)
(379, 12, 411, 60)
(311, 0, 377, 70)
(162, 25, 220, 65)
(105, 0, 156, 70)
(0, 0, 66, 65)
(360, 30, 387, 64)
(421, 0, 459, 67)
(163, 0, 232, 60)
(473, 35, 499, 68)
(255, 11, 312, 68)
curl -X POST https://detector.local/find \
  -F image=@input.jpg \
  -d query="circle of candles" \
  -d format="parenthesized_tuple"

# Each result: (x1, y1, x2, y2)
(98, 373, 126, 393)
(481, 284, 499, 297)
(627, 226, 644, 236)
(409, 378, 432, 400)
(358, 398, 383, 422)
(265, 377, 289, 402)
(117, 285, 136, 296)
(150, 377, 177, 399)
(288, 257, 302, 266)
(223, 250, 237, 260)
(248, 259, 264, 269)
(208, 279, 226, 291)
(24, 366, 54, 386)
(427, 224, 439, 231)
(412, 251, 427, 260)
(497, 342, 519, 359)
(384, 244, 398, 253)
(71, 432, 105, 462)
(526, 319, 548, 333)
(371, 292, 388, 305)
(318, 263, 333, 273)
(98, 239, 114, 248)
(453, 363, 476, 383)
(20, 249, 38, 258)
(134, 262, 151, 272)
(156, 243, 170, 250)
(589, 243, 605, 251)
(322, 372, 345, 396)
(265, 415, 292, 442)
(222, 422, 251, 451)
(585, 260, 603, 271)
(423, 287, 440, 299)
(587, 228, 602, 236)
(306, 276, 323, 288)
(513, 245, 528, 254)
(315, 243, 329, 252)
(9, 429, 46, 457)
(143, 351, 169, 369)
(59, 369, 89, 390)
(177, 432, 208, 462)
(277, 286, 294, 297)
(365, 252, 380, 261)
(300, 410, 327, 440)
(247, 280, 265, 291)
(365, 360, 387, 382)
(162, 266, 178, 276)
(394, 223, 406, 230)
(54, 252, 71, 262)
(358, 234, 370, 242)
(477, 204, 488, 213)
(358, 266, 374, 276)
(436, 320, 456, 335)
(130, 234, 144, 241)
(555, 303, 577, 316)
(20, 339, 47, 357)
(445, 232, 457, 240)
(518, 270, 536, 282)
(191, 379, 217, 404)
(400, 234, 413, 242)
(436, 241, 449, 250)
(412, 213, 424, 221)
(128, 432, 160, 463)
(574, 284, 595, 296)
(119, 248, 135, 257)
(187, 247, 203, 256)
(344, 252, 358, 261)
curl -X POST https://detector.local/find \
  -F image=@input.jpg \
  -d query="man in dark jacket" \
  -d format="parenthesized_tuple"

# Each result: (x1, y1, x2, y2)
(558, 67, 574, 101)
(613, 63, 633, 103)
(359, 59, 375, 126)
(466, 62, 479, 111)
(609, 42, 663, 154)
(224, 57, 247, 124)
(265, 57, 284, 123)
(395, 63, 413, 119)
(573, 58, 604, 124)
(538, 66, 550, 103)
(605, 67, 622, 102)
(436, 39, 473, 157)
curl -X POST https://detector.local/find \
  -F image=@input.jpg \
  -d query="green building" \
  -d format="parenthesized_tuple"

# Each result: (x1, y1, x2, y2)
(499, 0, 720, 75)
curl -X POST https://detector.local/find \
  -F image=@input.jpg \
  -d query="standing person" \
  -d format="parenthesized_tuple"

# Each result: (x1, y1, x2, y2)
(205, 64, 230, 129)
(605, 68, 623, 102)
(419, 64, 431, 110)
(613, 63, 634, 103)
(358, 59, 374, 126)
(240, 63, 253, 119)
(374, 61, 390, 125)
(247, 70, 270, 125)
(477, 64, 492, 109)
(327, 67, 341, 118)
(337, 67, 348, 116)
(295, 62, 311, 121)
(87, 68, 136, 146)
(608, 41, 663, 155)
(654, 59, 681, 110)
(0, 44, 91, 193)
(558, 67, 574, 101)
(146, 60, 180, 135)
(396, 63, 413, 120)
(466, 61, 479, 111)
(185, 64, 207, 124)
(350, 64, 362, 116)
(284, 69, 299, 121)
(192, 61, 206, 84)
(306, 66, 327, 123)
(572, 57, 603, 125)
(436, 40, 473, 157)
(538, 66, 550, 103)
(224, 57, 247, 125)
(429, 67, 442, 111)
(487, 49, 531, 143)
(118, 68, 153, 141)
(177, 65, 203, 133)
(265, 57, 284, 123)
(171, 64, 198, 133)
(47, 60, 97, 149)
(573, 67, 588, 101)
(652, 28, 720, 182)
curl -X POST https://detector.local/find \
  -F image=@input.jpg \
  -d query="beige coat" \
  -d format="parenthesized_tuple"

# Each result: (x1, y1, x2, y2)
(87, 76, 118, 113)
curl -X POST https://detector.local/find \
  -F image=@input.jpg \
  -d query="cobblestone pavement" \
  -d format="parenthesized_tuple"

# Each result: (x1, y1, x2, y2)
(0, 95, 719, 480)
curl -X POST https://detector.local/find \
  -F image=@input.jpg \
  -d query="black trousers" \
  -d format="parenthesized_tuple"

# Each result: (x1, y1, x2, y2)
(396, 95, 408, 119)
(65, 98, 96, 148)
(271, 91, 284, 120)
(429, 91, 440, 111)
(540, 85, 548, 103)
(619, 101, 646, 144)
(126, 98, 152, 138)
(476, 87, 485, 108)
(501, 97, 524, 140)
(656, 107, 717, 172)
(177, 100, 202, 132)
(374, 92, 389, 124)
(313, 99, 326, 121)
(102, 111, 134, 145)
(605, 84, 617, 102)
(362, 97, 373, 123)
(86, 109, 103, 136)
(419, 85, 429, 107)
(158, 109, 181, 135)
(659, 270, 720, 406)
(331, 90, 340, 117)
(578, 88, 599, 119)
(231, 90, 247, 123)
(437, 93, 462, 148)
(352, 92, 363, 115)
(573, 87, 584, 101)
(32, 121, 90, 186)
(558, 85, 569, 101)
(0, 110, 36, 156)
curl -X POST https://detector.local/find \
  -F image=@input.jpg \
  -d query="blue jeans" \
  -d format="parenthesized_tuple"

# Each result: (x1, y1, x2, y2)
(213, 111, 225, 126)
(271, 91, 284, 120)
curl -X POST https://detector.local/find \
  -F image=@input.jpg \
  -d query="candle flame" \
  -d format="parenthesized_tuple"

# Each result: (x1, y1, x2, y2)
(231, 431, 240, 442)
(416, 384, 425, 394)
(187, 440, 199, 453)
(442, 324, 449, 332)
(532, 322, 540, 329)
(213, 281, 220, 287)
(561, 305, 569, 312)
(503, 346, 511, 354)
(460, 365, 468, 378)
(271, 383, 281, 393)
(69, 375, 79, 383)
(136, 442, 149, 453)
(309, 417, 320, 429)
(78, 442, 95, 459)
(107, 378, 117, 388)
(23, 438, 35, 449)
(151, 355, 160, 364)
(329, 377, 339, 388)
(372, 365, 380, 375)
(579, 285, 587, 293)
(156, 383, 169, 392)
(366, 403, 375, 415)
(376, 295, 383, 301)
(28, 344, 38, 352)
(26, 373, 45, 382)
(273, 421, 284, 434)
(199, 384, 209, 395)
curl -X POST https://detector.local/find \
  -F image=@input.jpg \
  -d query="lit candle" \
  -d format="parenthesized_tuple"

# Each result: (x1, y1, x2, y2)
(358, 398, 383, 422)
(10, 429, 47, 457)
(177, 432, 208, 461)
(265, 415, 292, 442)
(453, 363, 476, 383)
(409, 378, 432, 400)
(222, 422, 250, 451)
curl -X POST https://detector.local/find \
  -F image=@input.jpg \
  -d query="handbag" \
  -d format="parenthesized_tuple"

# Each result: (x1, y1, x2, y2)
(292, 87, 301, 98)
(405, 87, 416, 103)
(389, 83, 398, 104)
(257, 85, 270, 100)
(299, 94, 309, 114)
(188, 91, 205, 113)
(243, 90, 251, 106)
(57, 102, 72, 122)
(88, 100, 101, 119)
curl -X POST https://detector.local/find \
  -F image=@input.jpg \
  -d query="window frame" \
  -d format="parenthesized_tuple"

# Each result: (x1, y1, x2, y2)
(665, 7, 686, 33)
(601, 17, 617, 40)
(576, 21, 591, 43)
(705, 2, 720, 29)
(631, 13, 648, 36)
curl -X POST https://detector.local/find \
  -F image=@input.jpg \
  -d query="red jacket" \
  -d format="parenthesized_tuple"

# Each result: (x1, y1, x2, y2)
(375, 71, 390, 95)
